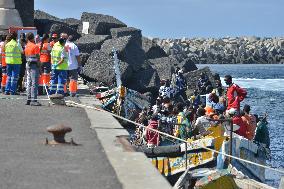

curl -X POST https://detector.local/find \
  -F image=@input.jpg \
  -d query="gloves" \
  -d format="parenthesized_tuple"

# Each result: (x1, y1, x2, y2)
(52, 64, 58, 70)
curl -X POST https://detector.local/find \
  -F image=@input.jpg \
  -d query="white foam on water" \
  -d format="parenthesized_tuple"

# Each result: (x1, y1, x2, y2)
(220, 77, 284, 91)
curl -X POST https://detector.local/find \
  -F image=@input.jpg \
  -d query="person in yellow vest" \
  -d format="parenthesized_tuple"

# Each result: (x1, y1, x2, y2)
(49, 38, 68, 95)
(4, 32, 23, 95)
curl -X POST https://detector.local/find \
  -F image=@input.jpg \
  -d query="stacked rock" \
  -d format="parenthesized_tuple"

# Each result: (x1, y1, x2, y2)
(156, 37, 284, 64)
(34, 10, 199, 96)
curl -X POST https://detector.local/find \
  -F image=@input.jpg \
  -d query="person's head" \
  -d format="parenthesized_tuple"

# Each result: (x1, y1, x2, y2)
(178, 69, 183, 76)
(176, 102, 184, 112)
(160, 79, 166, 86)
(67, 35, 74, 42)
(175, 67, 180, 74)
(1, 35, 6, 42)
(163, 96, 171, 104)
(227, 108, 237, 117)
(224, 75, 233, 86)
(58, 37, 66, 46)
(20, 33, 25, 39)
(60, 33, 68, 40)
(35, 34, 40, 43)
(213, 73, 220, 81)
(209, 93, 219, 103)
(7, 32, 17, 41)
(200, 72, 206, 79)
(243, 104, 251, 114)
(26, 32, 35, 42)
(197, 108, 206, 117)
(41, 33, 49, 43)
(51, 33, 58, 41)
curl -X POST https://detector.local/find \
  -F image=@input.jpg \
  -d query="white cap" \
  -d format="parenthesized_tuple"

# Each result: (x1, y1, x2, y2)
(227, 108, 237, 115)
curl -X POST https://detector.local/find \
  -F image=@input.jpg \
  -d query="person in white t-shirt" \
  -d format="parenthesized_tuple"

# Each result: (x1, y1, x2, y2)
(65, 35, 81, 97)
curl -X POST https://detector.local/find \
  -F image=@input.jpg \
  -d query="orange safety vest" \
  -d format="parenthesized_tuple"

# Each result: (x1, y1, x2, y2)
(38, 42, 51, 63)
(25, 41, 40, 62)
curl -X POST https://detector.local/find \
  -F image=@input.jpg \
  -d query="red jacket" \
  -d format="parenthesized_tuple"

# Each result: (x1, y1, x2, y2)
(226, 84, 247, 111)
(233, 116, 248, 137)
(146, 120, 159, 145)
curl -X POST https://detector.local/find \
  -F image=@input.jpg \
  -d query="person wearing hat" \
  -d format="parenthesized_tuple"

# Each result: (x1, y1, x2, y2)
(226, 107, 248, 137)
(49, 37, 68, 95)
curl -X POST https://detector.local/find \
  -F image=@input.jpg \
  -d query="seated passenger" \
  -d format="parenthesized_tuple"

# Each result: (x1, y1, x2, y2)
(241, 104, 257, 140)
(174, 103, 191, 140)
(227, 108, 248, 137)
(146, 114, 160, 148)
(193, 108, 211, 138)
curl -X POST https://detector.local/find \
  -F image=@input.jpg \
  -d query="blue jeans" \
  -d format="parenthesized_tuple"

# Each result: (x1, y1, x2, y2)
(49, 69, 67, 95)
(26, 63, 40, 101)
(5, 64, 21, 94)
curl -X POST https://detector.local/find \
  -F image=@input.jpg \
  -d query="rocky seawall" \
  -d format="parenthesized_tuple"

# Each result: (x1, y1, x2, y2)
(34, 10, 199, 97)
(155, 37, 284, 64)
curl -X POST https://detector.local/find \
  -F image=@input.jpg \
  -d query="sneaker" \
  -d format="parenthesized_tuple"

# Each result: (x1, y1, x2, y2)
(30, 101, 42, 106)
(4, 91, 10, 95)
(25, 100, 31, 105)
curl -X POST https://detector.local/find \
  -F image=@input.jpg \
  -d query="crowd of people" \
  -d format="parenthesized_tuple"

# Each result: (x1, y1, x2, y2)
(0, 32, 81, 106)
(135, 71, 270, 149)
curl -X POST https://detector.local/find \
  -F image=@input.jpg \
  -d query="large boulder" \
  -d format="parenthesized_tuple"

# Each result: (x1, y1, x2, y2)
(101, 35, 145, 71)
(127, 61, 160, 93)
(50, 23, 81, 40)
(78, 12, 127, 35)
(148, 57, 177, 81)
(14, 0, 34, 26)
(75, 34, 110, 54)
(79, 53, 90, 67)
(142, 37, 167, 59)
(179, 58, 198, 72)
(62, 18, 81, 30)
(110, 27, 141, 39)
(81, 50, 133, 85)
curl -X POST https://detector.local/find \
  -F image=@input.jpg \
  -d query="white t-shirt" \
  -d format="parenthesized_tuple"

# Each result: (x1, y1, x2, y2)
(194, 116, 210, 134)
(65, 41, 80, 70)
(159, 86, 171, 98)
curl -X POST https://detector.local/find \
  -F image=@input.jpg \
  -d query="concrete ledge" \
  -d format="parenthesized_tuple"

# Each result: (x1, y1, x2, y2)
(80, 97, 172, 189)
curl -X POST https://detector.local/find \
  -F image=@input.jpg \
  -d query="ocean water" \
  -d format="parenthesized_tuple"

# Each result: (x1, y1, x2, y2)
(197, 64, 284, 187)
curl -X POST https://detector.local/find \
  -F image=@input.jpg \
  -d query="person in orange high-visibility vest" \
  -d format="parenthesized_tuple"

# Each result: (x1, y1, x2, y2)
(37, 34, 51, 95)
(0, 35, 6, 92)
(24, 32, 41, 106)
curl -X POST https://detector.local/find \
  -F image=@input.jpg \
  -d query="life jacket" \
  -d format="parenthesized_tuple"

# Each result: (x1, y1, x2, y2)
(25, 41, 39, 62)
(38, 42, 51, 63)
(51, 42, 68, 70)
(226, 83, 247, 111)
(5, 39, 22, 64)
(242, 114, 257, 140)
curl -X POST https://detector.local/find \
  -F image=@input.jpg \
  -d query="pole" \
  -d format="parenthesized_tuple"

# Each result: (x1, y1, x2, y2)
(185, 142, 188, 169)
(229, 119, 233, 163)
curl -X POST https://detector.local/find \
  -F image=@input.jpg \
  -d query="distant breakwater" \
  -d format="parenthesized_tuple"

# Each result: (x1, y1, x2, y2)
(155, 37, 284, 64)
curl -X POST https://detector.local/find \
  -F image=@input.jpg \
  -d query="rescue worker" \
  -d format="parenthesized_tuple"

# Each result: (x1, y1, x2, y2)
(224, 75, 247, 113)
(24, 32, 41, 106)
(65, 35, 81, 97)
(4, 32, 23, 95)
(38, 34, 51, 94)
(49, 37, 68, 95)
(0, 35, 5, 91)
(0, 35, 8, 93)
(49, 33, 58, 48)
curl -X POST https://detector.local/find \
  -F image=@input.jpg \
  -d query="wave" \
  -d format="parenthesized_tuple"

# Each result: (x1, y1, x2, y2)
(220, 77, 284, 91)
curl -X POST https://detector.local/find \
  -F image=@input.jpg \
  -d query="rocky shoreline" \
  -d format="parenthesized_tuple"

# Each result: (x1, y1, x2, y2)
(155, 37, 284, 64)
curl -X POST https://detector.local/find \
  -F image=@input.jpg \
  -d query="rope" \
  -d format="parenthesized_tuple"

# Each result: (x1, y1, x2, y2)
(0, 96, 50, 101)
(66, 100, 284, 175)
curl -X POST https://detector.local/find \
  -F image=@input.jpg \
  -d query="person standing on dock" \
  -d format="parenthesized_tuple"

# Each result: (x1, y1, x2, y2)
(24, 32, 41, 106)
(224, 75, 247, 113)
(49, 37, 68, 95)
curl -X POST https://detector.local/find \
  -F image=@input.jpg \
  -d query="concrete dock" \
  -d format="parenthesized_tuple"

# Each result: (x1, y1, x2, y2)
(0, 93, 171, 189)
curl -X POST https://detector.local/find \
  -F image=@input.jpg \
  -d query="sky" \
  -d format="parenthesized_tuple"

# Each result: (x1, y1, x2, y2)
(35, 0, 284, 39)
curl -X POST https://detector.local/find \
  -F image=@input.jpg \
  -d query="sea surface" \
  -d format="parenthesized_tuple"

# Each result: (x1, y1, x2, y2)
(197, 64, 284, 188)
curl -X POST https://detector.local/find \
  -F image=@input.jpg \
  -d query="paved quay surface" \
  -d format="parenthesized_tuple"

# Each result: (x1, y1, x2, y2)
(0, 94, 122, 189)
